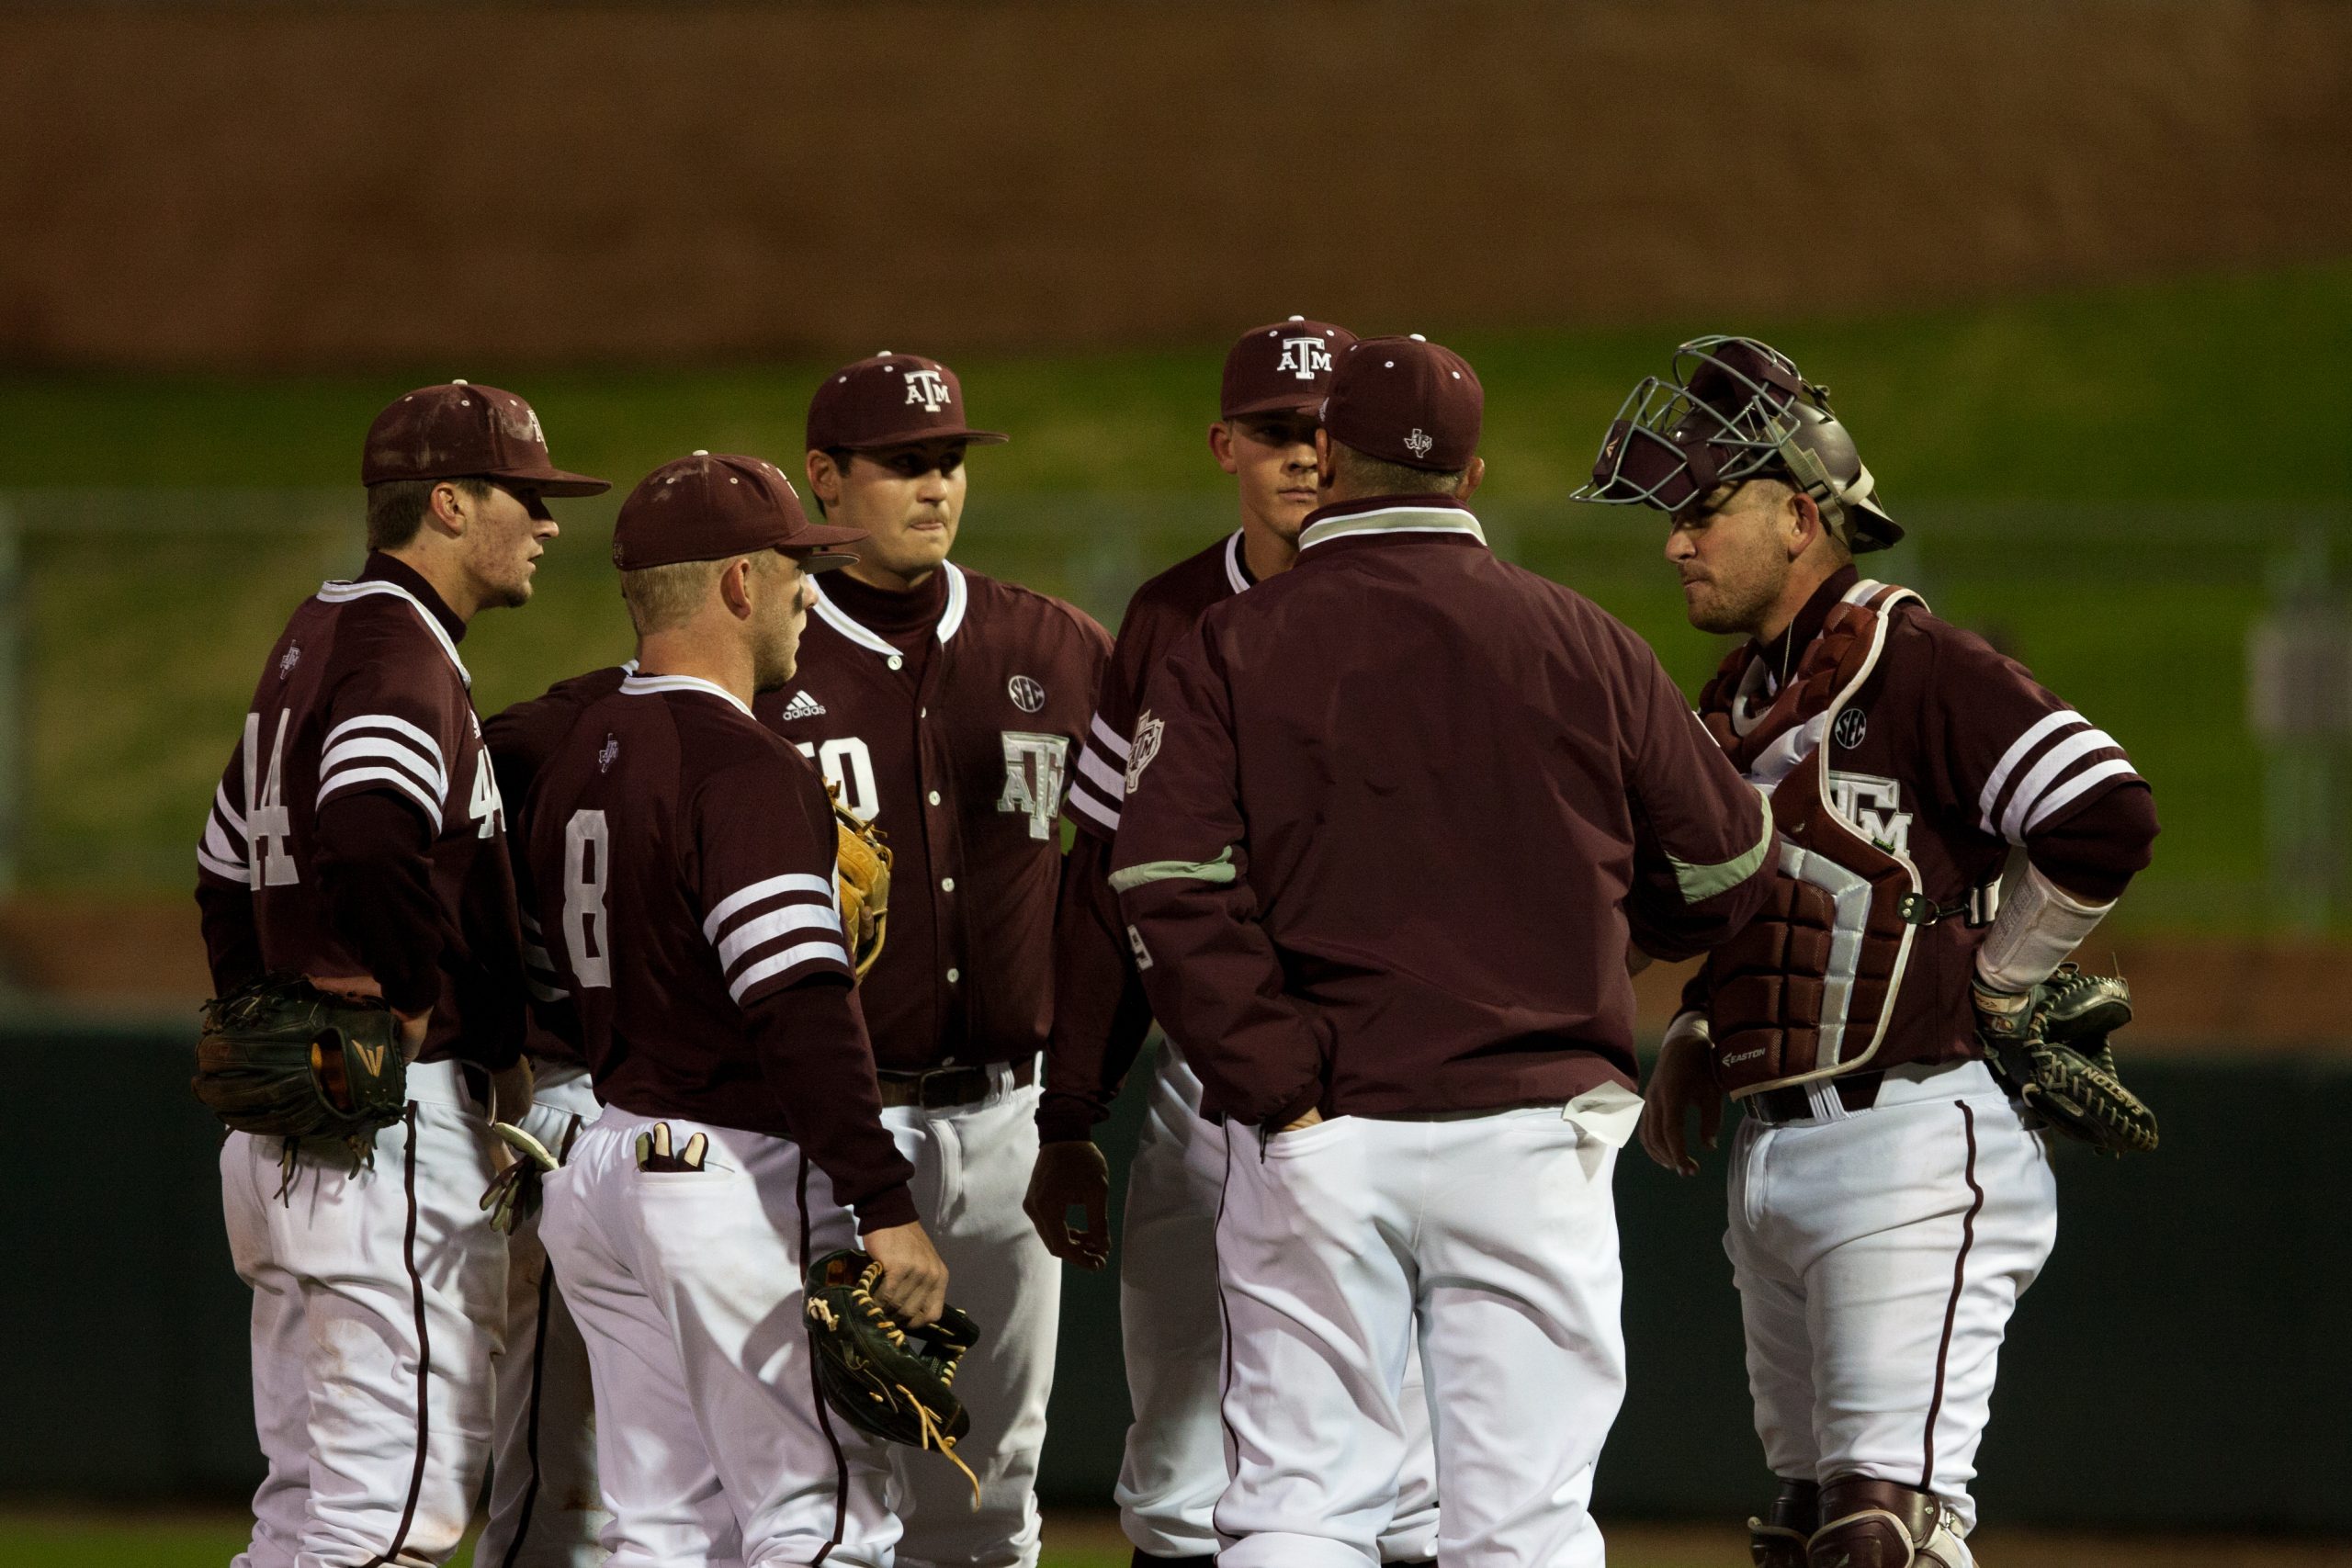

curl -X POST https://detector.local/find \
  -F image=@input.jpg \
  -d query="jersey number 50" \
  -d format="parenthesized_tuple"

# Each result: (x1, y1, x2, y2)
(795, 736, 880, 821)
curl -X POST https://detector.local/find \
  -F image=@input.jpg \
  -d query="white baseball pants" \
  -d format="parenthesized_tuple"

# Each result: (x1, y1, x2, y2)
(1116, 1044, 1438, 1562)
(540, 1107, 899, 1568)
(880, 1064, 1059, 1568)
(223, 1059, 506, 1568)
(1214, 1103, 1631, 1568)
(1725, 1059, 2059, 1534)
(479, 1064, 609, 1568)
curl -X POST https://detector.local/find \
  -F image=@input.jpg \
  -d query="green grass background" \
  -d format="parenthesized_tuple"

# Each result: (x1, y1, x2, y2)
(3, 265, 2346, 925)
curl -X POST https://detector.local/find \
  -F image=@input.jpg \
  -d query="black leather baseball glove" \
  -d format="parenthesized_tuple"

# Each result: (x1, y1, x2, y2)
(1977, 964, 2158, 1156)
(194, 975, 408, 1149)
(804, 1248, 982, 1500)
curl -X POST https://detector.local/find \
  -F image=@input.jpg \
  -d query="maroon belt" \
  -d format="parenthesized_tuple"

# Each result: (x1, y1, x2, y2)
(1748, 1070, 1884, 1127)
(876, 1055, 1036, 1111)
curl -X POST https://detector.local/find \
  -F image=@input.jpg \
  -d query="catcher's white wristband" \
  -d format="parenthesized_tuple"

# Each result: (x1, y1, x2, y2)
(1973, 860, 2114, 995)
(1662, 1009, 1712, 1054)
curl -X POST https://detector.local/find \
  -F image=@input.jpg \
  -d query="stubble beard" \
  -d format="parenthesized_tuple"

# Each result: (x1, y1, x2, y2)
(1684, 561, 1781, 637)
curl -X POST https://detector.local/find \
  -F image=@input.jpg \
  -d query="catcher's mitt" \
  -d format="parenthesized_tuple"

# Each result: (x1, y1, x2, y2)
(195, 976, 406, 1150)
(831, 786, 891, 981)
(1977, 964, 2158, 1156)
(805, 1248, 982, 1502)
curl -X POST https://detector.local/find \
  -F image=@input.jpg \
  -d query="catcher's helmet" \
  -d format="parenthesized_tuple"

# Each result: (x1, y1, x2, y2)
(1571, 335, 1902, 553)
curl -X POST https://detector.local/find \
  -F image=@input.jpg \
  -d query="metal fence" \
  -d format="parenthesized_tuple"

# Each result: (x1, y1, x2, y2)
(0, 490, 2344, 929)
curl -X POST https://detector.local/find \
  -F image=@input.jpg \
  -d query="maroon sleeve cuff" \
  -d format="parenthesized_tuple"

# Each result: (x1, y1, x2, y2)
(1035, 1095, 1102, 1145)
(1266, 1079, 1325, 1133)
(854, 1185, 921, 1234)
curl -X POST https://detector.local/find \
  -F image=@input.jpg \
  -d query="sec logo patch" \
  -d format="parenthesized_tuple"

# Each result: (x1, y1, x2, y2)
(1008, 675, 1046, 713)
(1833, 708, 1868, 749)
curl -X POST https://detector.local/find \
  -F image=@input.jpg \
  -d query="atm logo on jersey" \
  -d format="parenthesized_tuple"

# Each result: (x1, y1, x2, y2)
(999, 731, 1070, 840)
(1826, 770, 1911, 855)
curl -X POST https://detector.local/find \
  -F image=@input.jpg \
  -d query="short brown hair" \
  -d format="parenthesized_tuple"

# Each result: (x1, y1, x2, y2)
(1330, 442, 1467, 500)
(365, 476, 493, 551)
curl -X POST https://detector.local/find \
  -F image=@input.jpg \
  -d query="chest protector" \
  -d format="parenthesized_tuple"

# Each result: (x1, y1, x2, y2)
(1700, 581, 1928, 1098)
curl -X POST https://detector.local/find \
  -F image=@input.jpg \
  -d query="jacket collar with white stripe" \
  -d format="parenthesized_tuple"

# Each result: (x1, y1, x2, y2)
(315, 552, 471, 688)
(810, 560, 970, 660)
(1296, 495, 1487, 553)
(619, 670, 754, 718)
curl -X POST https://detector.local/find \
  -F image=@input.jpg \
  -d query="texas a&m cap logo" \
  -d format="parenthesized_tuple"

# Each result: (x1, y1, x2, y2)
(1222, 316, 1358, 420)
(806, 353, 1010, 453)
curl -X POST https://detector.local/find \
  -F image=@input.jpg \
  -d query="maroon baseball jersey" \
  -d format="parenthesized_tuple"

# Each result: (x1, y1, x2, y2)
(483, 662, 632, 1067)
(524, 671, 913, 1223)
(1112, 498, 1779, 1128)
(193, 553, 525, 1068)
(755, 562, 1113, 1072)
(1684, 567, 2157, 1074)
(1041, 530, 1253, 1142)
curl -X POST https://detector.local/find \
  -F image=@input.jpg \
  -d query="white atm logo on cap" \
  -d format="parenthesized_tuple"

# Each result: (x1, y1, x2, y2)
(903, 368, 953, 412)
(1277, 336, 1334, 379)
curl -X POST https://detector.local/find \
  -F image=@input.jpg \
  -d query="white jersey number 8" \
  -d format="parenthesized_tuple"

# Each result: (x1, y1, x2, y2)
(563, 808, 614, 988)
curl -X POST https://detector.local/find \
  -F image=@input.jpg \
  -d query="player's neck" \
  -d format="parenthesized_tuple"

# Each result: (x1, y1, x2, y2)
(841, 559, 938, 597)
(633, 631, 756, 709)
(381, 543, 486, 626)
(1237, 514, 1300, 581)
(1753, 557, 1846, 647)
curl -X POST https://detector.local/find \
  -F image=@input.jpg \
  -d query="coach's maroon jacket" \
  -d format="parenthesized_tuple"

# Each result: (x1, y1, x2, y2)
(755, 563, 1111, 1073)
(525, 671, 916, 1230)
(1112, 499, 1778, 1129)
(195, 552, 526, 1070)
(1038, 530, 1254, 1143)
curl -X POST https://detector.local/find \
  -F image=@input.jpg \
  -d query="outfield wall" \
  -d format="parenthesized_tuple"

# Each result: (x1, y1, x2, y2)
(1, 1, 2346, 367)
(2, 1020, 2344, 1531)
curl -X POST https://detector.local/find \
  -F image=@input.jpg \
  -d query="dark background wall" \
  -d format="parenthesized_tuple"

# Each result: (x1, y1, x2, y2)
(2, 1, 2347, 367)
(4, 1020, 2344, 1530)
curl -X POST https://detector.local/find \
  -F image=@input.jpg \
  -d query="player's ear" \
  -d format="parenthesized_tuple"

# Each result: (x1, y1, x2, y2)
(1208, 422, 1239, 475)
(1453, 457, 1486, 503)
(425, 480, 470, 537)
(806, 449, 842, 510)
(718, 556, 757, 621)
(1314, 428, 1335, 491)
(1786, 489, 1822, 560)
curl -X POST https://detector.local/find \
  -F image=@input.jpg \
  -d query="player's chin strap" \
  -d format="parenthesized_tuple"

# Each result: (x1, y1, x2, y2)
(1973, 859, 2115, 997)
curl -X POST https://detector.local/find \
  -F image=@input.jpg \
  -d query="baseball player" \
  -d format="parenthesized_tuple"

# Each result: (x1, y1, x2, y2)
(193, 383, 607, 1567)
(479, 662, 632, 1568)
(760, 353, 1112, 1568)
(1112, 336, 1778, 1568)
(527, 451, 949, 1568)
(1024, 318, 1440, 1568)
(1576, 336, 2161, 1567)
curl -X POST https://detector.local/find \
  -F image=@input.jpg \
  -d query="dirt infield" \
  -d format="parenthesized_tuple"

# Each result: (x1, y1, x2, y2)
(3, 1, 2347, 367)
(5, 1507, 2345, 1566)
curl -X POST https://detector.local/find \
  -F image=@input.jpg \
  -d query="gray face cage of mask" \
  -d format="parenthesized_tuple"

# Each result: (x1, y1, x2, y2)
(1569, 333, 1902, 553)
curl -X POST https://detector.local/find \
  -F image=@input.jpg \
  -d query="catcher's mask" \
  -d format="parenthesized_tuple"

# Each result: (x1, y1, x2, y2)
(1570, 335, 1902, 553)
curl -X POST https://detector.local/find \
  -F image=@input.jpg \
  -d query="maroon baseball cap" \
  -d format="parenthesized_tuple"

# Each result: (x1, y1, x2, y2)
(805, 353, 1009, 453)
(610, 452, 865, 572)
(361, 381, 609, 497)
(1221, 316, 1357, 419)
(1320, 334, 1483, 471)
